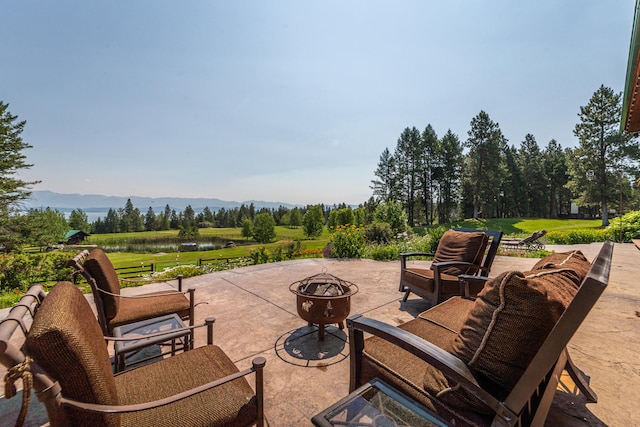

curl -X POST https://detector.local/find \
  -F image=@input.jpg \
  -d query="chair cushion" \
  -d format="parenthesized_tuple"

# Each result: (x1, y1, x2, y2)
(432, 230, 488, 276)
(418, 297, 475, 333)
(26, 282, 120, 427)
(531, 250, 591, 280)
(109, 291, 191, 332)
(449, 267, 583, 393)
(116, 345, 257, 427)
(420, 297, 498, 414)
(362, 318, 491, 426)
(85, 248, 122, 321)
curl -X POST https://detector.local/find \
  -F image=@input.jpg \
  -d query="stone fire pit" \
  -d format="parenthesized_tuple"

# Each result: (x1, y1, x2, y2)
(289, 271, 359, 340)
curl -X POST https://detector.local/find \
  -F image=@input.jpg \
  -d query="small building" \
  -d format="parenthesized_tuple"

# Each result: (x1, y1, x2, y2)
(64, 230, 90, 245)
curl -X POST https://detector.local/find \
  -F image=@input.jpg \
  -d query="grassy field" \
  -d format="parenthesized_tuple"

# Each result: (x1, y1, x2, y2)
(85, 226, 330, 269)
(0, 218, 607, 308)
(451, 218, 603, 235)
(83, 219, 603, 269)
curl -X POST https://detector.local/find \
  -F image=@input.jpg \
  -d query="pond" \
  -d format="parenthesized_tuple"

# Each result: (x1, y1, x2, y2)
(99, 239, 244, 254)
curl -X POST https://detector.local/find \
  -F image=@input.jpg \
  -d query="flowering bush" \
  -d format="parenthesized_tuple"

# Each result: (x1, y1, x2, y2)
(329, 224, 366, 258)
(294, 248, 323, 258)
(364, 244, 399, 261)
(132, 257, 255, 283)
(497, 248, 551, 258)
(395, 228, 444, 255)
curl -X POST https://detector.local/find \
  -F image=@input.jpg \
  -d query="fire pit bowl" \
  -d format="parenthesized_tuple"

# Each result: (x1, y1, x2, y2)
(289, 271, 359, 340)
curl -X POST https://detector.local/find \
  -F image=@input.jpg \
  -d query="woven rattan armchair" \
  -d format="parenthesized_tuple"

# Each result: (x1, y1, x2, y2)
(69, 248, 195, 335)
(1, 281, 265, 427)
(399, 228, 503, 306)
(350, 242, 613, 427)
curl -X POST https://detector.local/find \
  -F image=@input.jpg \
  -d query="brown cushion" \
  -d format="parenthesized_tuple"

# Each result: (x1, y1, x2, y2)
(418, 297, 475, 333)
(26, 282, 119, 427)
(117, 345, 257, 427)
(362, 318, 491, 426)
(420, 297, 497, 414)
(84, 248, 122, 321)
(109, 291, 191, 331)
(432, 230, 488, 276)
(449, 268, 582, 393)
(531, 250, 591, 280)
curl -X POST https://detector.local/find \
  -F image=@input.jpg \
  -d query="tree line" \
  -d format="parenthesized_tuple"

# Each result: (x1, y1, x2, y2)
(82, 201, 344, 234)
(371, 85, 640, 227)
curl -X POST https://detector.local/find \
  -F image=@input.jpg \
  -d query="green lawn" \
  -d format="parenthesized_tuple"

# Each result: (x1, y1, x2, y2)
(0, 218, 611, 308)
(450, 218, 603, 236)
(91, 219, 604, 269)
(85, 226, 330, 269)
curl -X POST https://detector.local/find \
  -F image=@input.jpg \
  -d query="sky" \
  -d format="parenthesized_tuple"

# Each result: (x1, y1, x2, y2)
(1, 1, 637, 206)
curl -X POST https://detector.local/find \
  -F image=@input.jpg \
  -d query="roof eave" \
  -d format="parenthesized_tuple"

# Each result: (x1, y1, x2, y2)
(622, 0, 640, 132)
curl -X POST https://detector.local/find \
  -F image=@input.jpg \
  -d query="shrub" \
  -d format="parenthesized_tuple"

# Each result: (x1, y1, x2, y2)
(329, 225, 366, 258)
(365, 222, 394, 244)
(373, 201, 408, 235)
(285, 240, 302, 259)
(272, 246, 284, 262)
(545, 229, 605, 244)
(365, 244, 399, 261)
(426, 226, 448, 249)
(0, 252, 74, 292)
(249, 247, 270, 264)
(604, 210, 640, 242)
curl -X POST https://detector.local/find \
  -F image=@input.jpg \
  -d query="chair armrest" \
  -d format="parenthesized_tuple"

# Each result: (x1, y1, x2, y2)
(400, 252, 435, 270)
(457, 274, 491, 298)
(121, 274, 184, 291)
(347, 314, 503, 412)
(59, 356, 266, 414)
(96, 287, 193, 299)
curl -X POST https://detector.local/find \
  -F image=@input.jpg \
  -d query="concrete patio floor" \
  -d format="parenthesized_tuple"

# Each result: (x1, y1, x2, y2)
(1, 242, 639, 426)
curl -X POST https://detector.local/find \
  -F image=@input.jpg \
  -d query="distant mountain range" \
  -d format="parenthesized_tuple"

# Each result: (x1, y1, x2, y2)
(25, 191, 300, 216)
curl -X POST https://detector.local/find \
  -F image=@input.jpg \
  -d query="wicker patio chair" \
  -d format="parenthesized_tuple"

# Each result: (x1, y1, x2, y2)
(69, 248, 195, 335)
(349, 241, 613, 427)
(399, 228, 503, 306)
(1, 281, 265, 427)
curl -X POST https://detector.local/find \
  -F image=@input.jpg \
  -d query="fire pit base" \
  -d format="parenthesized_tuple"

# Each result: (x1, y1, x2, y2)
(307, 321, 344, 341)
(289, 272, 359, 341)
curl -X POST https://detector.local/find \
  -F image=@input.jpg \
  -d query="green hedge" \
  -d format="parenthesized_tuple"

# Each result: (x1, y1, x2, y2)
(603, 211, 640, 242)
(0, 251, 75, 292)
(545, 229, 605, 244)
